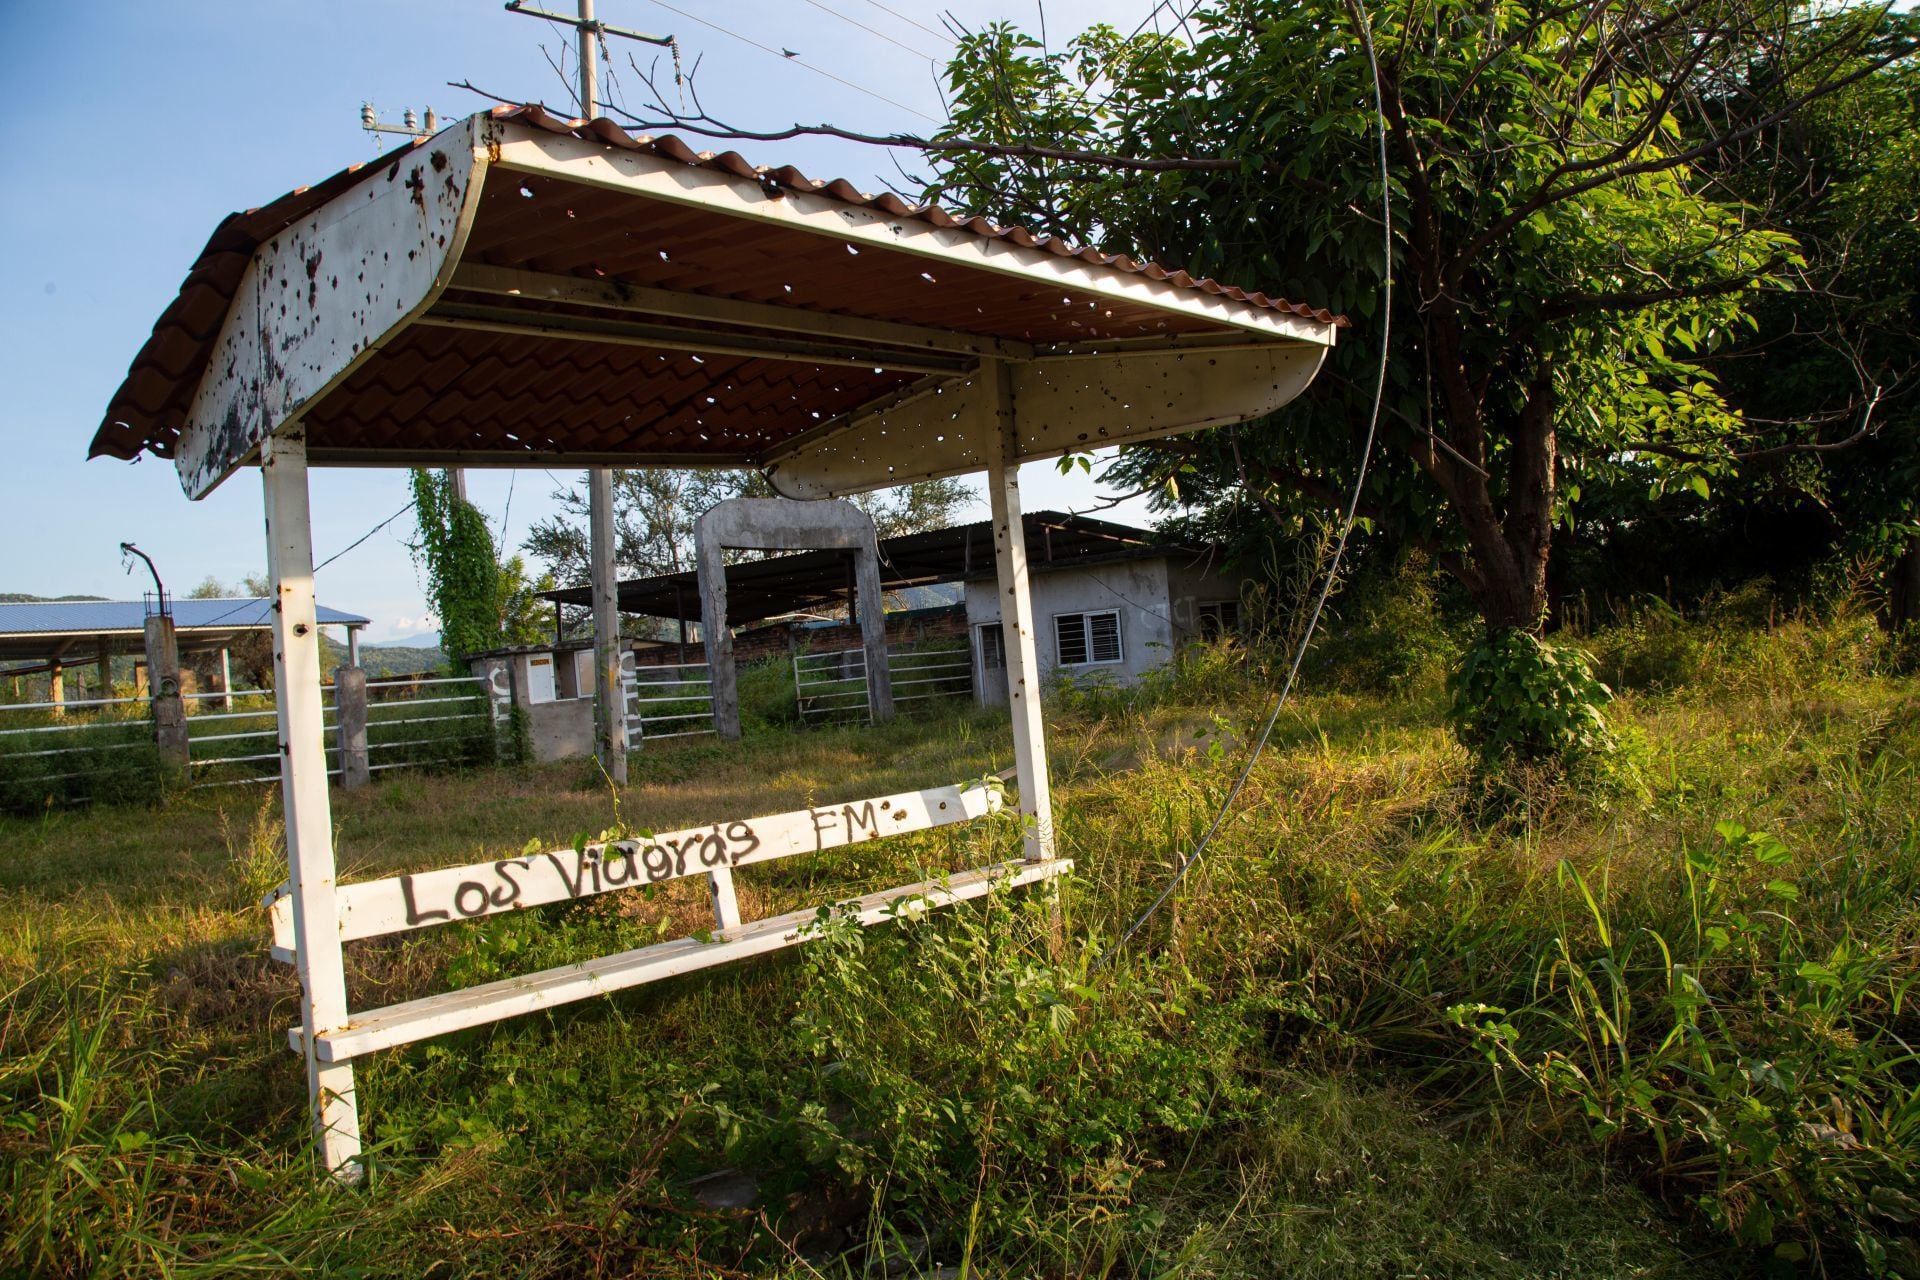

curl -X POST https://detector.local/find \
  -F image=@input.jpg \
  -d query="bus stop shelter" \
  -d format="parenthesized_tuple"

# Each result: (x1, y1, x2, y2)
(90, 104, 1340, 1177)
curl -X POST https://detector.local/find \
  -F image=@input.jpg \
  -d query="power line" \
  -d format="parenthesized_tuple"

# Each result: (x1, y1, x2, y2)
(315, 499, 417, 575)
(1094, 0, 1393, 971)
(636, 0, 940, 122)
(801, 0, 940, 61)
(858, 0, 952, 45)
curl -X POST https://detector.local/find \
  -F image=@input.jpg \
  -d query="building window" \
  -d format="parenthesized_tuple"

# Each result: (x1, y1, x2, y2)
(1055, 610, 1123, 666)
(977, 624, 1006, 671)
(1197, 600, 1242, 638)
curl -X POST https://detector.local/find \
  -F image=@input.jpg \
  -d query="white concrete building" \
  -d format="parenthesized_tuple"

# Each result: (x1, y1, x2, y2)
(965, 530, 1245, 704)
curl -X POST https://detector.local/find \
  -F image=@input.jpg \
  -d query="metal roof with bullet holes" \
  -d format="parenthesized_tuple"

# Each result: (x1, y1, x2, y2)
(91, 105, 1343, 501)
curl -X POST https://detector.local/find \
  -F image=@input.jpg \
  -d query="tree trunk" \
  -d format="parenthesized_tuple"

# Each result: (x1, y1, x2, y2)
(1890, 532, 1920, 627)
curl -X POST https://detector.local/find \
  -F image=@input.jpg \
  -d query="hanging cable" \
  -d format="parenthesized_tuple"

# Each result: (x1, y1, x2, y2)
(637, 0, 940, 122)
(314, 499, 417, 575)
(1092, 0, 1393, 971)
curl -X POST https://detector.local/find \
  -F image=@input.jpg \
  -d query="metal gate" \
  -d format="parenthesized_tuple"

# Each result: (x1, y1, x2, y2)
(793, 646, 973, 723)
(625, 658, 716, 745)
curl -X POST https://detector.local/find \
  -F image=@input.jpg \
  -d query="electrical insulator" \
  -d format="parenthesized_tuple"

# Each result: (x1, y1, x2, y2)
(403, 109, 418, 131)
(360, 102, 376, 130)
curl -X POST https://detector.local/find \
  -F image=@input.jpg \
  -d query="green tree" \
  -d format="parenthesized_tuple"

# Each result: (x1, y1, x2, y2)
(523, 470, 971, 586)
(924, 0, 1910, 634)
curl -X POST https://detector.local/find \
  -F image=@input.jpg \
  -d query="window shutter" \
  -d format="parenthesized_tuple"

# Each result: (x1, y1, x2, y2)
(1055, 614, 1089, 665)
(1088, 612, 1122, 663)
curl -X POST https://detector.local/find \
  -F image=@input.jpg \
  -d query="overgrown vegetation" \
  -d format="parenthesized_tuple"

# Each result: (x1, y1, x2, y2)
(3, 589, 1915, 1276)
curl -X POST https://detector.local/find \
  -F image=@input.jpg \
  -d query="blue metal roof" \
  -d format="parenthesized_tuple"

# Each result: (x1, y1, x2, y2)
(0, 599, 369, 636)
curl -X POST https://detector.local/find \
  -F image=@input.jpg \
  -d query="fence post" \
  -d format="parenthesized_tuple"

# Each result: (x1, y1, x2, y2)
(334, 665, 369, 790)
(144, 615, 189, 768)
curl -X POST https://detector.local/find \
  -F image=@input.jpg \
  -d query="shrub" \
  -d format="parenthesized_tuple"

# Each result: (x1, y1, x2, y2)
(1447, 629, 1616, 766)
(773, 884, 1258, 1248)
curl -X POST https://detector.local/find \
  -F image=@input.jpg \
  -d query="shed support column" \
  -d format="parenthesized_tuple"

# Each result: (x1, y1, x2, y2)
(697, 534, 741, 740)
(48, 660, 64, 718)
(856, 548, 893, 723)
(96, 643, 111, 701)
(983, 359, 1055, 862)
(262, 432, 363, 1182)
(589, 467, 627, 783)
(216, 646, 233, 711)
(346, 627, 360, 670)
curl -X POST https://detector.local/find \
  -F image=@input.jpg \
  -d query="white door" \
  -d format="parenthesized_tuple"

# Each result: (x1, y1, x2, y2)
(525, 654, 557, 704)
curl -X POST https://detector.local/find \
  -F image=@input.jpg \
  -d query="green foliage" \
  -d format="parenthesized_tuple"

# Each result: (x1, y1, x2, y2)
(409, 470, 502, 663)
(0, 710, 166, 816)
(780, 884, 1257, 1244)
(1448, 630, 1616, 765)
(1451, 822, 1920, 1274)
(930, 0, 1894, 631)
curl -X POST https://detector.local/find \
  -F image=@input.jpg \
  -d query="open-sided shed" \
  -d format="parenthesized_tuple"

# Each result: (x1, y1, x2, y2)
(92, 105, 1339, 1177)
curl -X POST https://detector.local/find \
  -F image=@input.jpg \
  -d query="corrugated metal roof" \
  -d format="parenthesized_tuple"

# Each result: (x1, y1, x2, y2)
(0, 599, 370, 636)
(544, 511, 1206, 622)
(91, 105, 1344, 468)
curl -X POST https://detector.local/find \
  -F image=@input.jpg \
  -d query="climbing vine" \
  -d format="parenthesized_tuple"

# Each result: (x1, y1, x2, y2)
(409, 470, 503, 663)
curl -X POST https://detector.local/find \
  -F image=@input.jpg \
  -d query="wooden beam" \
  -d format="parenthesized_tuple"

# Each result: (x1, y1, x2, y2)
(450, 263, 1036, 362)
(416, 304, 973, 376)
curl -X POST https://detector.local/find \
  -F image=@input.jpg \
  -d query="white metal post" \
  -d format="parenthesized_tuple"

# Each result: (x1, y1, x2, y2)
(982, 359, 1055, 861)
(261, 431, 364, 1181)
(589, 467, 627, 783)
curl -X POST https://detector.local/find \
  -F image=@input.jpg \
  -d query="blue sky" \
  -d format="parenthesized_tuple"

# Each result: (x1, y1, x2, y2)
(0, 1, 1160, 641)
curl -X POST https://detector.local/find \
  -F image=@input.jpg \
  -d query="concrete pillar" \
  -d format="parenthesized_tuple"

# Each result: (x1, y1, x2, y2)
(144, 614, 189, 767)
(695, 498, 891, 738)
(216, 646, 233, 712)
(346, 626, 360, 670)
(984, 358, 1055, 862)
(262, 431, 363, 1181)
(333, 665, 370, 789)
(589, 467, 627, 784)
(855, 545, 893, 724)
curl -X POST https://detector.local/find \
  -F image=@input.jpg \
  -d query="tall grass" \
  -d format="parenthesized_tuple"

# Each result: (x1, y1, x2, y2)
(0, 605, 1913, 1275)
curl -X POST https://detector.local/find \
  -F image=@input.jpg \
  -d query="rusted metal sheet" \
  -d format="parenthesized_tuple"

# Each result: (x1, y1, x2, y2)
(173, 125, 484, 497)
(764, 343, 1330, 498)
(93, 107, 1344, 487)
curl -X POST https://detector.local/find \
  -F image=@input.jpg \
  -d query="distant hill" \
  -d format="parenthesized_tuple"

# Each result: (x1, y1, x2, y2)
(317, 634, 449, 677)
(0, 593, 110, 604)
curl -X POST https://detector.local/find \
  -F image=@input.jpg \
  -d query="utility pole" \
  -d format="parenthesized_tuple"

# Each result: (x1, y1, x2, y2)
(505, 0, 673, 786)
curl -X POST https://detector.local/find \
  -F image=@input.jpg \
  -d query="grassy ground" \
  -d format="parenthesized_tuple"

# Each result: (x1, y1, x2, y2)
(2, 611, 1916, 1278)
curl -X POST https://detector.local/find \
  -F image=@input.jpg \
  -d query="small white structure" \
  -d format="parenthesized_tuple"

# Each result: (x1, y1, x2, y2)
(966, 544, 1245, 704)
(89, 104, 1338, 1179)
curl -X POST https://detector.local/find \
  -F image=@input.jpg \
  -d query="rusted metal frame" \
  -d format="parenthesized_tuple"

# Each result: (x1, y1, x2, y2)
(447, 263, 1036, 362)
(414, 304, 974, 377)
(174, 120, 491, 499)
(482, 122, 1338, 347)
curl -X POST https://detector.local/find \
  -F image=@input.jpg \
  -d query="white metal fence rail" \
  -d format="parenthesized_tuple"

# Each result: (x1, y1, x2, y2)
(888, 647, 973, 708)
(0, 694, 157, 799)
(793, 648, 872, 723)
(793, 645, 974, 724)
(625, 660, 716, 744)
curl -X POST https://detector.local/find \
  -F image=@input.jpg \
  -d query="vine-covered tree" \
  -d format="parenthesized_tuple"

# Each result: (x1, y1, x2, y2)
(409, 470, 504, 663)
